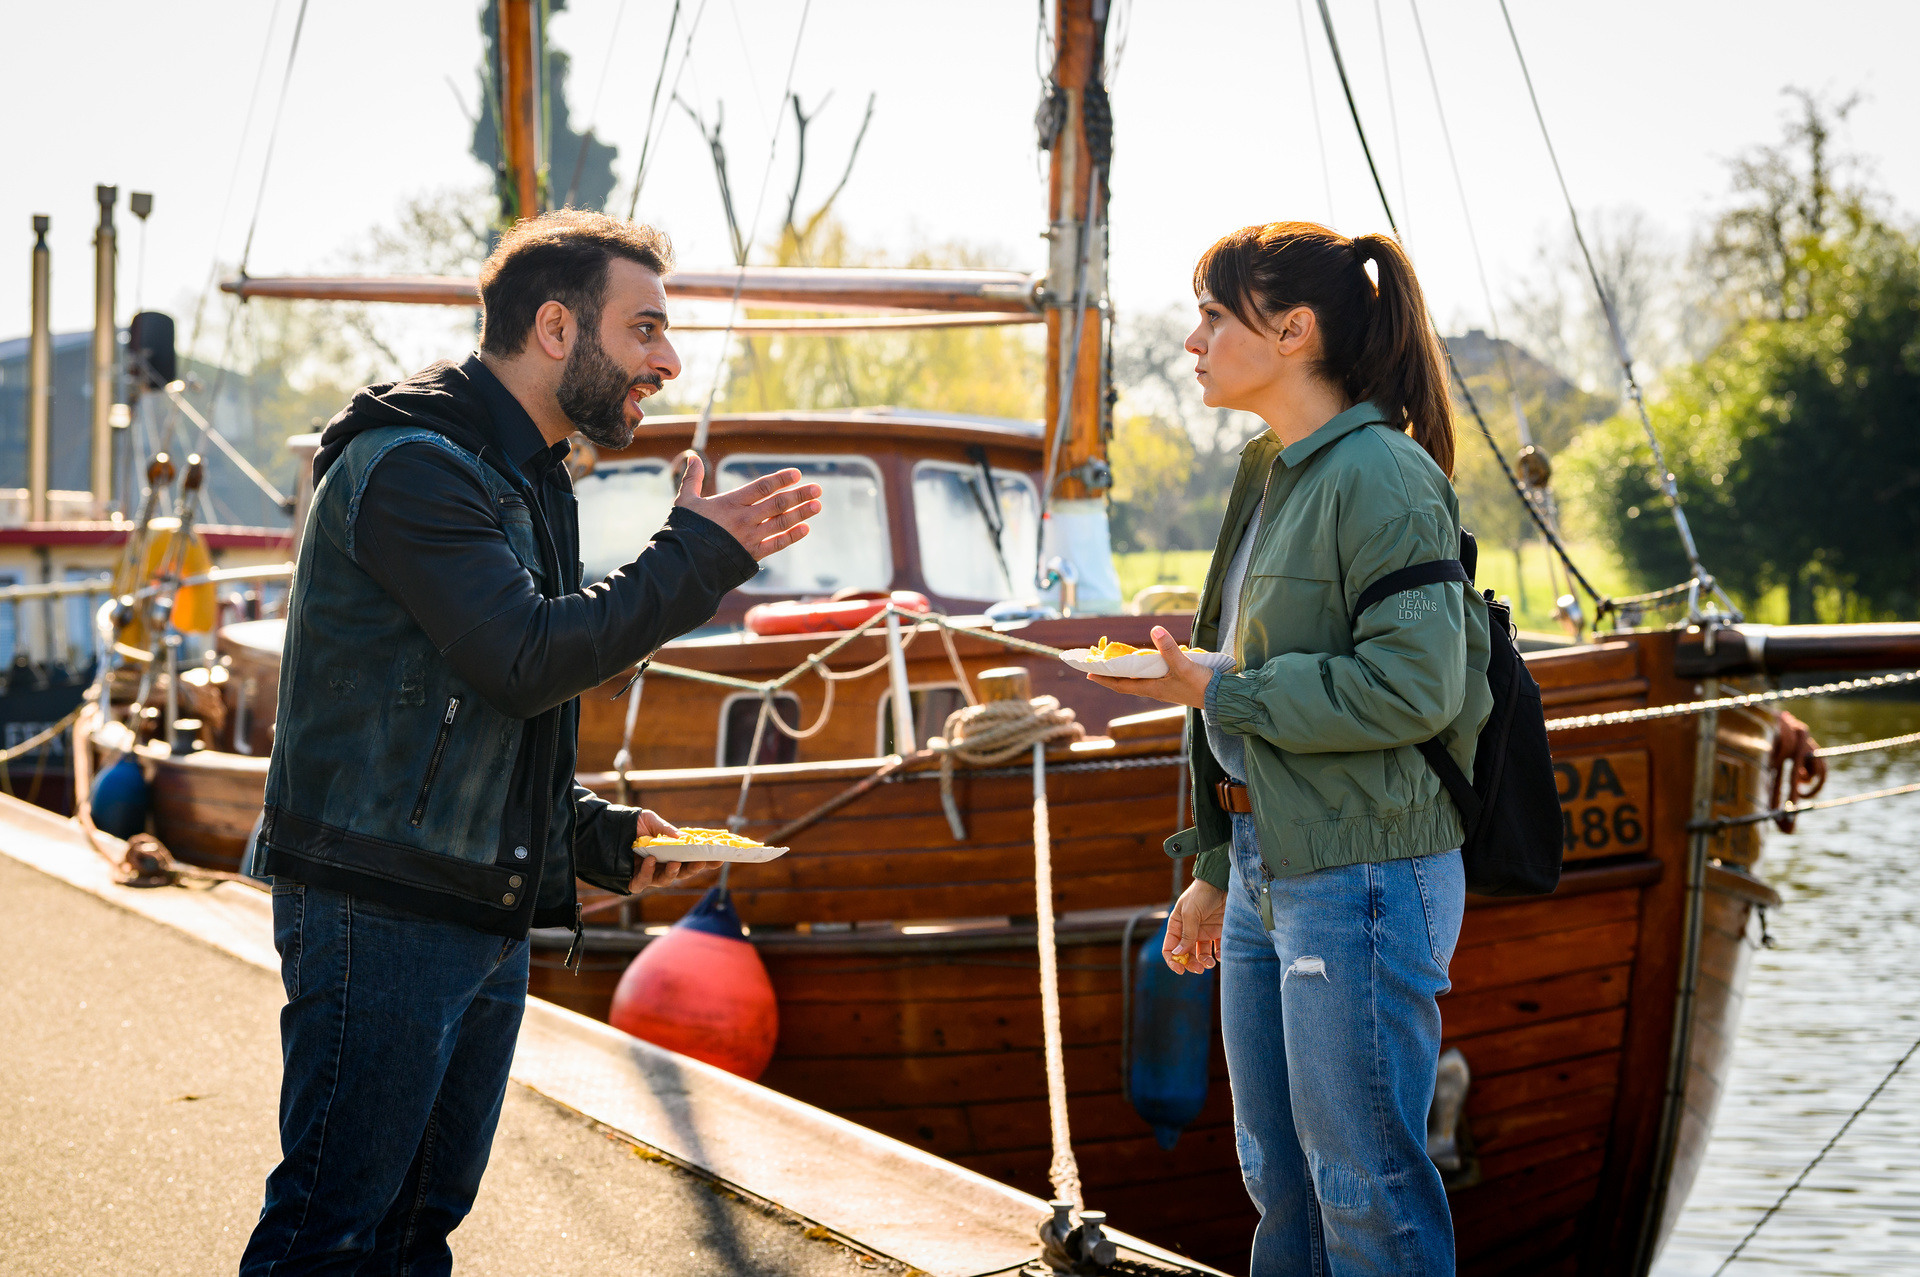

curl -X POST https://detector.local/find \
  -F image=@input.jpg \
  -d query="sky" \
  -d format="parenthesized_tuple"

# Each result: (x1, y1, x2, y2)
(6, 0, 1919, 388)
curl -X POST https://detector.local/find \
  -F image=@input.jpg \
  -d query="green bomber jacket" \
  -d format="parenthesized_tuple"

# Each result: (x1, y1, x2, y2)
(1165, 400, 1494, 891)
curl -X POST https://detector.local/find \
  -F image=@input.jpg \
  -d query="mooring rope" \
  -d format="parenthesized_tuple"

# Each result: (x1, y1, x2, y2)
(1031, 740, 1082, 1211)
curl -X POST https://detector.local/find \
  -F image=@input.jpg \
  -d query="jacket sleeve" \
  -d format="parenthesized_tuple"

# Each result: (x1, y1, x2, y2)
(350, 444, 759, 720)
(1206, 507, 1467, 754)
(572, 783, 640, 894)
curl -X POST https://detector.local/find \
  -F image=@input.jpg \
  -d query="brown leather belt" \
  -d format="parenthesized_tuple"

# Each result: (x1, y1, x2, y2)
(1214, 780, 1253, 814)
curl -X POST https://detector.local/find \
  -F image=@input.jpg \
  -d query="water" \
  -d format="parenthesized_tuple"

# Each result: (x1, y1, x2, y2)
(1657, 695, 1920, 1275)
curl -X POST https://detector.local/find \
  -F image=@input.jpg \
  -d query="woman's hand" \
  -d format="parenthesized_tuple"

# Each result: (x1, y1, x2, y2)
(1087, 625, 1213, 710)
(628, 808, 722, 892)
(1163, 879, 1227, 974)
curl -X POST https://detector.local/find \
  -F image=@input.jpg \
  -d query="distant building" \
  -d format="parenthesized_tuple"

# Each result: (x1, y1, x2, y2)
(0, 329, 103, 495)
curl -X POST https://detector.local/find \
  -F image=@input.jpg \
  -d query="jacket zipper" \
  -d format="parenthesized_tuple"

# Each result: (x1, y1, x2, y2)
(409, 696, 461, 827)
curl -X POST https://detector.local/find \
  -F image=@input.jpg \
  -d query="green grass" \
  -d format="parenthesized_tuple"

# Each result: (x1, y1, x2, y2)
(1115, 539, 1636, 636)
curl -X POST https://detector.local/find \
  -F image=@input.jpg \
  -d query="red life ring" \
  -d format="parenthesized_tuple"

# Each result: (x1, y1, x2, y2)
(743, 589, 931, 636)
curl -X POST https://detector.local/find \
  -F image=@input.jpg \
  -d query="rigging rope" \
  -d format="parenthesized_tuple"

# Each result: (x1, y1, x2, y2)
(184, 0, 286, 369)
(1405, 0, 1536, 454)
(1546, 670, 1920, 732)
(1294, 0, 1338, 225)
(1815, 729, 1920, 759)
(691, 0, 814, 455)
(1310, 0, 1607, 611)
(1494, 0, 1735, 623)
(1709, 1030, 1920, 1276)
(1691, 779, 1920, 834)
(625, 0, 703, 218)
(201, 0, 313, 491)
(1372, 0, 1408, 238)
(562, 0, 633, 207)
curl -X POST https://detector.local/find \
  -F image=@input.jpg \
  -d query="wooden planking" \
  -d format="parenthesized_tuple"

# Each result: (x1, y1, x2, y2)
(1456, 888, 1639, 949)
(1468, 1052, 1621, 1117)
(1467, 1124, 1610, 1189)
(1452, 1148, 1606, 1234)
(712, 865, 1175, 926)
(773, 990, 1126, 1058)
(1441, 966, 1632, 1041)
(1448, 920, 1639, 998)
(1468, 1085, 1618, 1157)
(1445, 1008, 1628, 1081)
(1460, 1202, 1585, 1270)
(763, 1039, 1134, 1110)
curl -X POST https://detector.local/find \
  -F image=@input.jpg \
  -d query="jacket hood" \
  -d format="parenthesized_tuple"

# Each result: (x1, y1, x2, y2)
(312, 358, 493, 484)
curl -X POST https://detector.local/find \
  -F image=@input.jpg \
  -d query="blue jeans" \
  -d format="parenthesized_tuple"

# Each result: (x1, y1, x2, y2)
(240, 883, 529, 1275)
(1220, 812, 1464, 1276)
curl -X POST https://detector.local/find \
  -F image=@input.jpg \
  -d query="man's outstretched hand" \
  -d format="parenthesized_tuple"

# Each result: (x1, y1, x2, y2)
(673, 451, 821, 561)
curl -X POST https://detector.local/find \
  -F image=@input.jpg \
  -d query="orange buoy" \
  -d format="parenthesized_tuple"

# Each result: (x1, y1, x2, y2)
(743, 589, 930, 637)
(608, 886, 779, 1080)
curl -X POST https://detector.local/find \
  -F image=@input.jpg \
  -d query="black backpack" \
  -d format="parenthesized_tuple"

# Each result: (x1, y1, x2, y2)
(1350, 531, 1563, 897)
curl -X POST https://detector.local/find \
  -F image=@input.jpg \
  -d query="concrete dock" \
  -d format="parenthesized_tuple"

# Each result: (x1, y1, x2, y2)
(0, 796, 1216, 1277)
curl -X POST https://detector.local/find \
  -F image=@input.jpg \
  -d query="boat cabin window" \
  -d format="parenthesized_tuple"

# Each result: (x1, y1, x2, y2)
(719, 692, 802, 767)
(575, 460, 677, 583)
(911, 462, 1039, 602)
(878, 684, 970, 755)
(720, 455, 891, 595)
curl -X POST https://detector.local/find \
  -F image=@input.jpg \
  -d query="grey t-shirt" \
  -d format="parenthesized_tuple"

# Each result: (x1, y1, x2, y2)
(1203, 495, 1263, 783)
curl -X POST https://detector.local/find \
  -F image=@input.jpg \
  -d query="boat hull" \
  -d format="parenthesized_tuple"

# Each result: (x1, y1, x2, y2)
(146, 626, 1780, 1274)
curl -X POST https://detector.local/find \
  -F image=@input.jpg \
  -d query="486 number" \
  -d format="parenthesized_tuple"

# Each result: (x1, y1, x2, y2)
(1562, 803, 1642, 852)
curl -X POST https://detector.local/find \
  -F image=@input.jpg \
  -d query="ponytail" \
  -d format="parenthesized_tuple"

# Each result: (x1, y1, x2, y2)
(1194, 222, 1457, 477)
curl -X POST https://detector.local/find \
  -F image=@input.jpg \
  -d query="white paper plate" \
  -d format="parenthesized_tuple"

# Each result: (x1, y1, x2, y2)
(1060, 648, 1238, 679)
(634, 840, 790, 864)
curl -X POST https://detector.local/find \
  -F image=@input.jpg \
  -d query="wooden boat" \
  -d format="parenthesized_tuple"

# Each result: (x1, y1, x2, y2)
(139, 382, 1920, 1272)
(119, 1, 1920, 1270)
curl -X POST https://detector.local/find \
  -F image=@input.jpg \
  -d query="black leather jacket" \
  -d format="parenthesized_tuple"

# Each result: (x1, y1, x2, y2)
(259, 355, 756, 936)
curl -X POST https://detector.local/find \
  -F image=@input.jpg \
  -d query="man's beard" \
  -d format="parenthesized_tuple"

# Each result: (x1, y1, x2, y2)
(557, 326, 658, 449)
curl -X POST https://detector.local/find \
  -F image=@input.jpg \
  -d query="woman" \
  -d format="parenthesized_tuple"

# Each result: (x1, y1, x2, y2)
(1090, 222, 1491, 1275)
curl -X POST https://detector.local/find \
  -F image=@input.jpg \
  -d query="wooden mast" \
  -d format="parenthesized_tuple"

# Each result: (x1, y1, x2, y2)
(1041, 0, 1112, 503)
(498, 0, 542, 223)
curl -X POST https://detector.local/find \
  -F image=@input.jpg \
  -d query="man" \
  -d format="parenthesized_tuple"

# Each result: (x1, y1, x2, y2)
(239, 210, 821, 1273)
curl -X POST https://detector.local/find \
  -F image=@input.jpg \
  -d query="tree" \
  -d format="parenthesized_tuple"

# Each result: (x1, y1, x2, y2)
(1107, 414, 1194, 559)
(1565, 93, 1920, 622)
(470, 0, 620, 220)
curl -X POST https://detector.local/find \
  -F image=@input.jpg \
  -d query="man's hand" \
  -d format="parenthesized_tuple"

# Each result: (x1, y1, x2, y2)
(1086, 625, 1212, 709)
(628, 808, 721, 893)
(673, 451, 822, 561)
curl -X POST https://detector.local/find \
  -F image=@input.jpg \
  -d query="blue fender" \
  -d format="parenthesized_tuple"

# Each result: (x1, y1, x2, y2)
(1126, 917, 1215, 1149)
(90, 755, 149, 840)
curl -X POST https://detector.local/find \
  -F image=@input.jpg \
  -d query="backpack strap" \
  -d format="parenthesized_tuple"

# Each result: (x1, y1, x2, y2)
(1349, 558, 1473, 629)
(1416, 738, 1483, 834)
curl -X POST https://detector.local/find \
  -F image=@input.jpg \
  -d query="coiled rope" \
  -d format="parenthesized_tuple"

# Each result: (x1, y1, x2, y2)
(930, 695, 1083, 841)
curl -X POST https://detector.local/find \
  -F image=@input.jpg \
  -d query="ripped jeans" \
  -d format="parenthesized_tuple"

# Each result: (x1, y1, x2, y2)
(1220, 811, 1464, 1276)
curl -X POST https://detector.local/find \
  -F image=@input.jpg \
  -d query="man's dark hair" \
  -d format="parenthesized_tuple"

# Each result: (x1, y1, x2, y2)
(478, 211, 674, 356)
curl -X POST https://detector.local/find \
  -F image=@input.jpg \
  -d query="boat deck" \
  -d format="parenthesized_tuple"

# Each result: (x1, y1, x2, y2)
(0, 796, 1219, 1277)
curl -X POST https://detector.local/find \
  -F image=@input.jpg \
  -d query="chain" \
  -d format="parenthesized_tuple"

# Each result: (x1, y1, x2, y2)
(1546, 670, 1920, 732)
